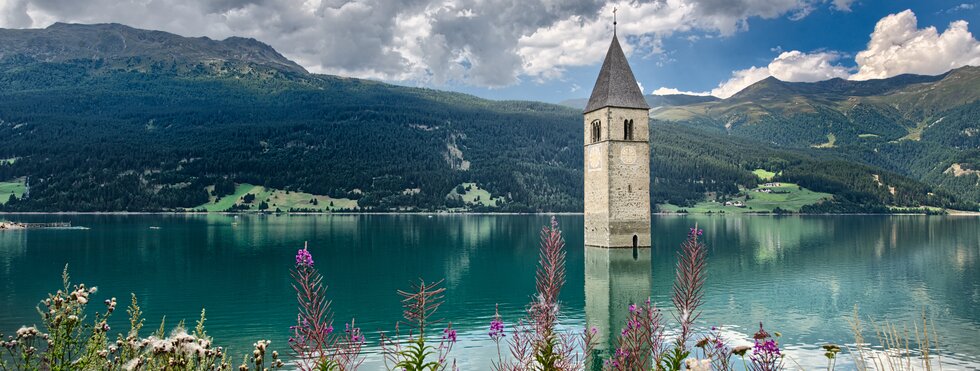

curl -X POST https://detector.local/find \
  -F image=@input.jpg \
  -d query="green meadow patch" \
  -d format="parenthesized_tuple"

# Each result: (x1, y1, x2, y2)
(659, 182, 831, 213)
(0, 178, 26, 204)
(752, 169, 777, 181)
(812, 133, 837, 148)
(197, 183, 357, 212)
(447, 182, 505, 207)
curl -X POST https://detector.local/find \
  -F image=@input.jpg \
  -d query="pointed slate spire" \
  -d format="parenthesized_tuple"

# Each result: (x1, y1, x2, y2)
(585, 34, 649, 113)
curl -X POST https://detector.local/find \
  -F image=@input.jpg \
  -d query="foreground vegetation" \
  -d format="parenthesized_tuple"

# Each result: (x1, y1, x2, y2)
(0, 218, 951, 370)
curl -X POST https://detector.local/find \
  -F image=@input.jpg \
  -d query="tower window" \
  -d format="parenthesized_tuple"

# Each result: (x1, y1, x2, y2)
(590, 119, 601, 143)
(624, 119, 634, 140)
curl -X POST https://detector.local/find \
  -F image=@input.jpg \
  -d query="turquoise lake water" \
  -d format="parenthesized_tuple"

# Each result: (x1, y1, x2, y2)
(0, 214, 977, 369)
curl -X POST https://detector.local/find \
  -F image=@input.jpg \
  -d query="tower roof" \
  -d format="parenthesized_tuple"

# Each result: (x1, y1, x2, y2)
(585, 34, 649, 113)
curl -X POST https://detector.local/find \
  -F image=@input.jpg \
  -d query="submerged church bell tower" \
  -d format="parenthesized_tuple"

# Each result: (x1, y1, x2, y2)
(583, 24, 651, 249)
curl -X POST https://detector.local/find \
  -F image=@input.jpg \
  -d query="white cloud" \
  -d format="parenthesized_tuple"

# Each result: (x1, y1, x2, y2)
(699, 9, 980, 98)
(851, 9, 980, 80)
(699, 50, 849, 98)
(637, 81, 645, 95)
(1, 0, 838, 88)
(673, 9, 980, 99)
(710, 66, 772, 98)
(944, 3, 975, 13)
(651, 87, 711, 96)
(517, 0, 833, 80)
(769, 50, 850, 82)
(831, 0, 855, 12)
(0, 0, 32, 28)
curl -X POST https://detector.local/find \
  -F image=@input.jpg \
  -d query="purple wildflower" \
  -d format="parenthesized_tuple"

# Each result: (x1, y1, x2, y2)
(489, 316, 505, 341)
(749, 323, 783, 371)
(443, 327, 457, 343)
(295, 242, 314, 267)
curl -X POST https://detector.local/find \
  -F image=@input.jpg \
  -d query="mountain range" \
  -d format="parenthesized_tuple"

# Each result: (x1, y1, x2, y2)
(643, 68, 980, 204)
(0, 23, 975, 213)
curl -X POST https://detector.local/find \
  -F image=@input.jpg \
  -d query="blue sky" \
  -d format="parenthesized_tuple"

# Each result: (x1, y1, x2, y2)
(451, 0, 980, 103)
(2, 0, 978, 103)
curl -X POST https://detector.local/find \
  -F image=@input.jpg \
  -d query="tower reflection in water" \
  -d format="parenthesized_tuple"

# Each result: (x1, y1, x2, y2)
(584, 245, 652, 369)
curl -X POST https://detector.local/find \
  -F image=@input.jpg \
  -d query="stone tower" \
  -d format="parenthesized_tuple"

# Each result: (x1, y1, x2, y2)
(583, 31, 651, 249)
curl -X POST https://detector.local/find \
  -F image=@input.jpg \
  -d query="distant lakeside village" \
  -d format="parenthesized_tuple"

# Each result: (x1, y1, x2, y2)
(0, 221, 24, 230)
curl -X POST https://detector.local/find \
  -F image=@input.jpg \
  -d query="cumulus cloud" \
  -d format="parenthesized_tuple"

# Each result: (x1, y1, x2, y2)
(668, 9, 980, 98)
(517, 0, 833, 79)
(660, 50, 850, 98)
(851, 9, 980, 80)
(0, 0, 32, 28)
(5, 0, 837, 88)
(709, 66, 773, 98)
(651, 87, 711, 96)
(769, 50, 850, 81)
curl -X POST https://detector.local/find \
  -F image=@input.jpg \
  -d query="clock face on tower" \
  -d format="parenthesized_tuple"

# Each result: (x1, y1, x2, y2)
(620, 145, 637, 165)
(588, 146, 601, 171)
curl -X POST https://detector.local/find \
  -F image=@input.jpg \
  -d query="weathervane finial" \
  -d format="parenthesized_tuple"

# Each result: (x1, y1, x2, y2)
(613, 7, 618, 35)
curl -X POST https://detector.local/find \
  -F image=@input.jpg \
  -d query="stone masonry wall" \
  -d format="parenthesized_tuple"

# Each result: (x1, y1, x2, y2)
(584, 107, 651, 248)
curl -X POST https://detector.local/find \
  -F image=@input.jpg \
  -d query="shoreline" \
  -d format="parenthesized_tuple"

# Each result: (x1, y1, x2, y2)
(1, 211, 977, 216)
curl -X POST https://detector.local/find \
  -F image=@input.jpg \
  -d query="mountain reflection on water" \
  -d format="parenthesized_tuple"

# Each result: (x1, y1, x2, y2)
(0, 214, 976, 368)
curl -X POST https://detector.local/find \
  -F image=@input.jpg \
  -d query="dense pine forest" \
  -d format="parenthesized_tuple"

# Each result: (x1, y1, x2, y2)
(0, 23, 975, 213)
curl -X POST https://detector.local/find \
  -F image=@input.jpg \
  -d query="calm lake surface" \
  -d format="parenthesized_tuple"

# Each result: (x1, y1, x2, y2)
(0, 214, 977, 369)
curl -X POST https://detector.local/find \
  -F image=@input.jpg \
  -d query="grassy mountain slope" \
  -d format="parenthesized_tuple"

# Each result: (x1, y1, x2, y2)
(0, 23, 306, 74)
(653, 67, 980, 204)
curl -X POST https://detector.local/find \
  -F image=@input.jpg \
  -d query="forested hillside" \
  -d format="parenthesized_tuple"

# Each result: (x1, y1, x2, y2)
(0, 23, 974, 212)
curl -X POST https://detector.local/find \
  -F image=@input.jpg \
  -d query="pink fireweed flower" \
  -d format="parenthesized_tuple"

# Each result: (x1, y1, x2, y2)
(295, 242, 314, 267)
(443, 326, 457, 343)
(488, 304, 505, 341)
(673, 224, 707, 347)
(489, 317, 505, 341)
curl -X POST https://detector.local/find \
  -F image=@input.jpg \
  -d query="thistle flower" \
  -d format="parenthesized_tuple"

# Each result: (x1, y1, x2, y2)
(753, 322, 771, 340)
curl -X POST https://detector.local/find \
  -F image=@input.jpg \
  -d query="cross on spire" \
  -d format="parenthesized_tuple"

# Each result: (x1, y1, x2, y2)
(613, 7, 618, 34)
